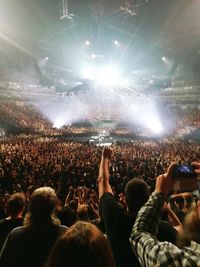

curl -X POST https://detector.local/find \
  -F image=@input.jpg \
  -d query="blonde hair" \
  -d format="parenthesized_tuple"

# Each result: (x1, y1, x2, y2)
(24, 187, 60, 227)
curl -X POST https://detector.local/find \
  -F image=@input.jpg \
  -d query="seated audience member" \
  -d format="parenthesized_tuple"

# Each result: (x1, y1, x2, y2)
(45, 221, 116, 267)
(0, 187, 67, 267)
(130, 162, 200, 267)
(0, 193, 25, 250)
(98, 147, 177, 267)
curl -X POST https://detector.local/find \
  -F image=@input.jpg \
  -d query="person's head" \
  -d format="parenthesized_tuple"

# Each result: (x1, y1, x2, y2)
(6, 193, 25, 218)
(45, 221, 116, 267)
(24, 187, 58, 226)
(125, 178, 150, 215)
(178, 195, 200, 247)
(77, 204, 89, 221)
(170, 192, 194, 214)
(57, 206, 77, 227)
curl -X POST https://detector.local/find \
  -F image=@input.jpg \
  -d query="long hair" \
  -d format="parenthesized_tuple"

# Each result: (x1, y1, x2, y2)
(24, 187, 60, 227)
(45, 221, 116, 267)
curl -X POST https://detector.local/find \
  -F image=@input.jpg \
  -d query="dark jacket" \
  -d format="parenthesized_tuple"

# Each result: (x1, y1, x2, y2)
(0, 224, 67, 267)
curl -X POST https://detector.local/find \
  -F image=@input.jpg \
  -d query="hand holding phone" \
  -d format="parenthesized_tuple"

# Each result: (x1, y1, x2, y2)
(171, 164, 199, 192)
(172, 165, 197, 179)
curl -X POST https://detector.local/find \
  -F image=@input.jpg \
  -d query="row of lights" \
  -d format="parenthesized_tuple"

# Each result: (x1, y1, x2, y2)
(85, 40, 167, 61)
(85, 40, 120, 46)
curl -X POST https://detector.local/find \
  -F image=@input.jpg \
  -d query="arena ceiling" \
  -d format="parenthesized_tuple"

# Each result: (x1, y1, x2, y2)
(1, 0, 200, 83)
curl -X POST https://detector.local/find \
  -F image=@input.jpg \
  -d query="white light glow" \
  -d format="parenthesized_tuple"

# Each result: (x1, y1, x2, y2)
(144, 103, 164, 134)
(82, 67, 94, 80)
(81, 64, 123, 87)
(114, 40, 119, 46)
(121, 79, 130, 87)
(53, 118, 66, 129)
(128, 99, 164, 135)
(162, 56, 166, 61)
(95, 65, 121, 87)
(85, 40, 90, 46)
(146, 118, 163, 134)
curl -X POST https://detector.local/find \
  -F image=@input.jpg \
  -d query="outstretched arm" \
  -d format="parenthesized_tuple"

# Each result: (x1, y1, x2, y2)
(98, 146, 113, 199)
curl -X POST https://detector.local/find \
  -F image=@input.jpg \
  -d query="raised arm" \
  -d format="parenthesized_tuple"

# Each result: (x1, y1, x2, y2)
(98, 146, 113, 199)
(64, 186, 74, 207)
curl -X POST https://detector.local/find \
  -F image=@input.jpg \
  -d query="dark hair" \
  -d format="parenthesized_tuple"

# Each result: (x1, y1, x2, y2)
(7, 193, 25, 216)
(125, 178, 150, 215)
(77, 204, 89, 221)
(45, 221, 116, 267)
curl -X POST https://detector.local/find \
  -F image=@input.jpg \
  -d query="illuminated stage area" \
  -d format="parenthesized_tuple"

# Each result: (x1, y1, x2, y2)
(1, 3, 200, 267)
(0, 0, 200, 140)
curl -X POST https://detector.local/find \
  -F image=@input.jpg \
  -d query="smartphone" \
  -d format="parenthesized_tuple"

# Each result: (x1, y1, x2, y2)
(172, 165, 197, 179)
(171, 165, 198, 192)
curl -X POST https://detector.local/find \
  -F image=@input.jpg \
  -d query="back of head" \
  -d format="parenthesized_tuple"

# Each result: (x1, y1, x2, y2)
(77, 204, 89, 221)
(125, 178, 150, 215)
(57, 206, 77, 227)
(45, 221, 116, 267)
(25, 187, 58, 226)
(7, 193, 25, 218)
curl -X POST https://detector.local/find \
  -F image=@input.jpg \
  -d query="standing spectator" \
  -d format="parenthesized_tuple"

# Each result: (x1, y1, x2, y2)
(130, 162, 200, 267)
(98, 147, 177, 267)
(45, 221, 116, 267)
(0, 187, 67, 267)
(0, 193, 25, 250)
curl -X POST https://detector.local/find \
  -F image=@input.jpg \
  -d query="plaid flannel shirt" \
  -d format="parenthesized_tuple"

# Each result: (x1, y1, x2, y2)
(130, 192, 200, 267)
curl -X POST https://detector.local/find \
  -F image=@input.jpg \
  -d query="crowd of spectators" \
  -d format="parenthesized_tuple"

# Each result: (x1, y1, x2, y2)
(1, 92, 200, 266)
(1, 102, 200, 138)
(0, 135, 200, 266)
(0, 138, 200, 266)
(0, 138, 199, 196)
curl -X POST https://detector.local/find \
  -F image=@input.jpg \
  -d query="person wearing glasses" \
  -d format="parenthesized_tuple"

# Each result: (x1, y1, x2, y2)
(130, 162, 200, 267)
(169, 192, 195, 217)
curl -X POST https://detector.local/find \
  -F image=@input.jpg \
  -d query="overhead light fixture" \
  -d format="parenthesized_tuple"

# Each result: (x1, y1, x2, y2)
(114, 40, 119, 46)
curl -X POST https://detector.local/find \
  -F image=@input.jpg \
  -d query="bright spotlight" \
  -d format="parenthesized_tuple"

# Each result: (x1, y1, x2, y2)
(53, 118, 65, 129)
(162, 56, 166, 61)
(121, 79, 129, 87)
(82, 66, 94, 80)
(85, 40, 90, 46)
(114, 40, 119, 46)
(95, 65, 121, 87)
(81, 64, 124, 86)
(146, 118, 163, 134)
(45, 57, 49, 61)
(91, 54, 96, 59)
